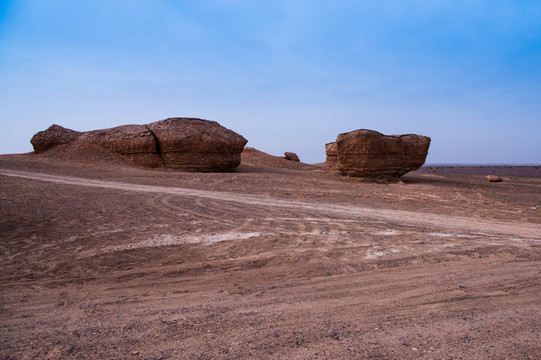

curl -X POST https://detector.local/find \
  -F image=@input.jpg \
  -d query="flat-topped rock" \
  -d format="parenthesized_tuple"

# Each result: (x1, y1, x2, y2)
(335, 129, 430, 178)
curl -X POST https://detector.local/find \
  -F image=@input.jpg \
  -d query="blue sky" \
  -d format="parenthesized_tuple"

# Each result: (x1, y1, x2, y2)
(1, 0, 540, 164)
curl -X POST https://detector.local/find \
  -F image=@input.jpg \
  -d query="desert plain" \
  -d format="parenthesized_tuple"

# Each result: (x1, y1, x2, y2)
(0, 152, 540, 359)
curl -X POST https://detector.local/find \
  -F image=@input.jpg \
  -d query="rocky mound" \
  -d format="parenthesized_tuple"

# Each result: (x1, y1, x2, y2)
(487, 175, 503, 183)
(30, 118, 247, 172)
(328, 129, 430, 178)
(241, 148, 314, 170)
(284, 152, 300, 162)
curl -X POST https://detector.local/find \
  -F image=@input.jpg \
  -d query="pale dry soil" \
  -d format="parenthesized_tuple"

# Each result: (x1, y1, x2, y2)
(0, 155, 540, 359)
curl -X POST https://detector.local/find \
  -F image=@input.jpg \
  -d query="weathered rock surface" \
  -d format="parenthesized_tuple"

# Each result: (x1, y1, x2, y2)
(80, 125, 163, 167)
(30, 125, 81, 153)
(146, 118, 247, 171)
(284, 152, 300, 162)
(325, 142, 338, 165)
(334, 129, 431, 178)
(30, 118, 247, 172)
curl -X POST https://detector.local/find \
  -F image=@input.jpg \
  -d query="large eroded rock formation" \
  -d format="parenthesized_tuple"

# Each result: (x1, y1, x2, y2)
(327, 129, 430, 178)
(30, 118, 247, 172)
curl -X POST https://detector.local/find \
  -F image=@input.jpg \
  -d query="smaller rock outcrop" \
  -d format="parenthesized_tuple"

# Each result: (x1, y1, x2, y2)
(329, 129, 430, 178)
(241, 147, 314, 170)
(487, 175, 503, 182)
(325, 142, 338, 166)
(284, 152, 300, 162)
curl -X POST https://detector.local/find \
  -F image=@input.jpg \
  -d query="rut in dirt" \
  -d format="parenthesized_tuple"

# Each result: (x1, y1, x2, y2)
(1, 168, 539, 240)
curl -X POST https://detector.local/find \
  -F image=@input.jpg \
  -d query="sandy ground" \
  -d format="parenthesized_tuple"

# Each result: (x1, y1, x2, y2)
(0, 154, 540, 359)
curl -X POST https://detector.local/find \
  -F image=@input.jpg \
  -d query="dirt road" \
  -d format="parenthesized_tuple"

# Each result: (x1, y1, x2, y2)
(1, 157, 540, 359)
(1, 169, 538, 239)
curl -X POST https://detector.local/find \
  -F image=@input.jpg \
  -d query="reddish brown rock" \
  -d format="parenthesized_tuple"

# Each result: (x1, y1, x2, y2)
(79, 125, 163, 167)
(335, 129, 430, 178)
(325, 142, 338, 166)
(241, 147, 314, 170)
(284, 152, 300, 162)
(30, 125, 81, 153)
(30, 118, 247, 172)
(146, 118, 247, 172)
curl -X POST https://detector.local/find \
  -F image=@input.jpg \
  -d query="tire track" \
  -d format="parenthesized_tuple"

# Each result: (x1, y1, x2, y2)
(1, 169, 540, 240)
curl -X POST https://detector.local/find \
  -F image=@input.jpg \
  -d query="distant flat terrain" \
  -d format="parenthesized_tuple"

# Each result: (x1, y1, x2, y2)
(1, 154, 540, 359)
(420, 165, 541, 178)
